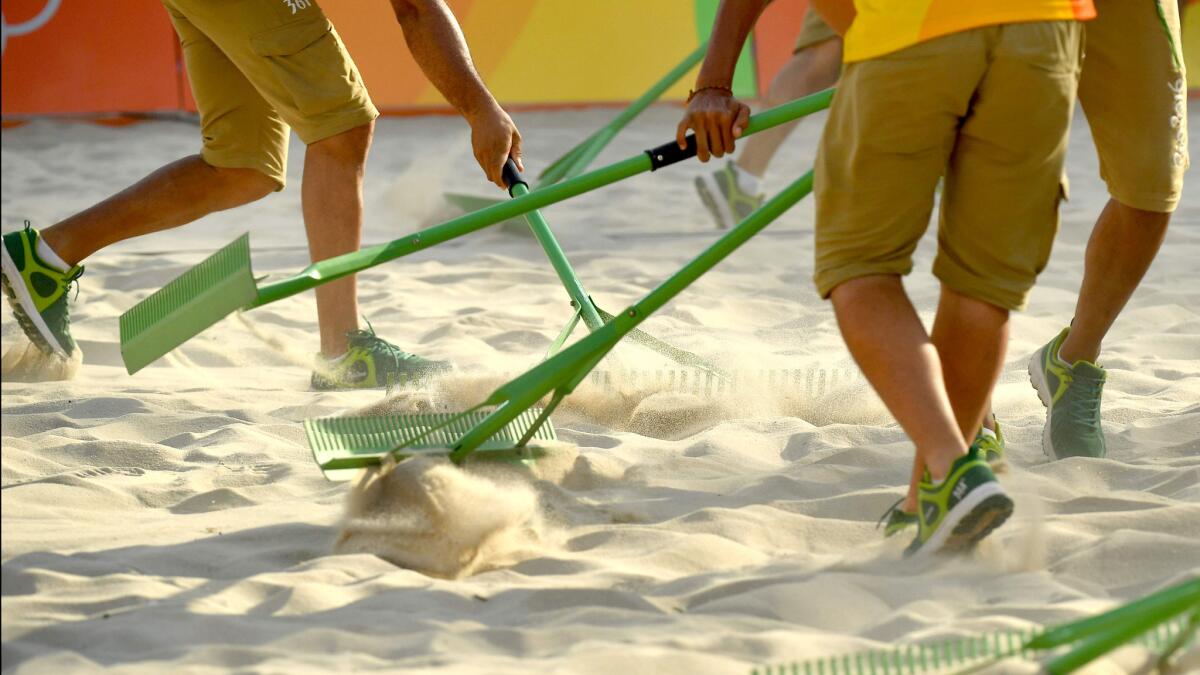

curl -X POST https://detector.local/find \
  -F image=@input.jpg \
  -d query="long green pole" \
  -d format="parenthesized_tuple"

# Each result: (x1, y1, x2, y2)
(539, 42, 708, 185)
(508, 181, 605, 331)
(444, 171, 816, 463)
(249, 89, 835, 309)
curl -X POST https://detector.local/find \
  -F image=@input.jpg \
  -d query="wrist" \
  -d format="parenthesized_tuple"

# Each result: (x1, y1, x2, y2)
(687, 85, 734, 102)
(460, 90, 502, 123)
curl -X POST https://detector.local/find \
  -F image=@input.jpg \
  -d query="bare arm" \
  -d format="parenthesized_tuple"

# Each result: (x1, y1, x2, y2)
(389, 0, 522, 188)
(677, 0, 771, 161)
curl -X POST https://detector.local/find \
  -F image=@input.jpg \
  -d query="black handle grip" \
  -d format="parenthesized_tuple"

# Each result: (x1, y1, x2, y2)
(645, 134, 698, 171)
(502, 158, 527, 196)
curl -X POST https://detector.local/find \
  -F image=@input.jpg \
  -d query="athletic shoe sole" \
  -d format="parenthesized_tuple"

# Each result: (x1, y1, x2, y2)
(911, 481, 1014, 558)
(1027, 351, 1057, 460)
(0, 244, 68, 357)
(694, 174, 734, 230)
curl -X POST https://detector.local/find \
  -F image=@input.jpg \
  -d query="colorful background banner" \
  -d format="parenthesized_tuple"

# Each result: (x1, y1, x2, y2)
(0, 0, 1194, 117)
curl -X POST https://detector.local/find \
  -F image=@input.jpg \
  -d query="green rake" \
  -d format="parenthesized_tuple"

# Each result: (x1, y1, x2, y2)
(442, 42, 708, 220)
(500, 158, 720, 372)
(306, 157, 823, 476)
(753, 577, 1200, 675)
(118, 89, 834, 376)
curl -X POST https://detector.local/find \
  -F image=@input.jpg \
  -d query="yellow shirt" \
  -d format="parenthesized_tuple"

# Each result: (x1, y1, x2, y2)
(843, 0, 1097, 62)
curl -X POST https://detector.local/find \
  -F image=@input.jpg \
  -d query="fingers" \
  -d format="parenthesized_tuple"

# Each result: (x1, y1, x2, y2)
(732, 104, 750, 139)
(707, 116, 729, 158)
(511, 130, 524, 173)
(694, 119, 711, 162)
(676, 118, 690, 151)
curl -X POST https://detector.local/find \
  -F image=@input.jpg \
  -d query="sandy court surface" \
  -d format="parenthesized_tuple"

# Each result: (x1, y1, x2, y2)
(2, 103, 1198, 674)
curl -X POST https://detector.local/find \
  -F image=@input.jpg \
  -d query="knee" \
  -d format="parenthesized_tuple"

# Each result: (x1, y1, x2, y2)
(308, 120, 374, 167)
(212, 166, 278, 204)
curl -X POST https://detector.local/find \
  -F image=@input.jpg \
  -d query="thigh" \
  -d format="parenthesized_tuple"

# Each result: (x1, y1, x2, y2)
(164, 3, 289, 188)
(814, 31, 986, 299)
(934, 21, 1084, 311)
(1079, 0, 1188, 212)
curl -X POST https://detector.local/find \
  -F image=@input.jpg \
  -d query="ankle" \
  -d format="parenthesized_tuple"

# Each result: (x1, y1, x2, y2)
(1059, 333, 1099, 365)
(36, 230, 78, 270)
(923, 445, 967, 483)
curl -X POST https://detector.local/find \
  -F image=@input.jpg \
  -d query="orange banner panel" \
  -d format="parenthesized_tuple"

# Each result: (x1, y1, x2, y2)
(754, 0, 808, 96)
(1, 0, 180, 115)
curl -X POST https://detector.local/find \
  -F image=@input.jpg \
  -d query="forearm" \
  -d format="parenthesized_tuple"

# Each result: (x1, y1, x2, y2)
(810, 0, 856, 35)
(694, 0, 771, 88)
(389, 0, 498, 118)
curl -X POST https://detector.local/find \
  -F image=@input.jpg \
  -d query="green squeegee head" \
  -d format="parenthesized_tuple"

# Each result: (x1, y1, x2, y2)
(119, 234, 258, 374)
(306, 407, 557, 481)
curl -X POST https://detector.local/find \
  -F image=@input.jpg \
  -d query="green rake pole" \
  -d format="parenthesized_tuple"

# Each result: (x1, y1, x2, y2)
(546, 42, 707, 184)
(439, 171, 816, 465)
(120, 89, 834, 374)
(750, 578, 1200, 675)
(253, 90, 832, 308)
(443, 41, 708, 214)
(505, 160, 724, 372)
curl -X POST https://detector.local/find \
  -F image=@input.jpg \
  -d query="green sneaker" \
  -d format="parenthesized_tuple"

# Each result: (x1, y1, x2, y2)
(0, 224, 84, 358)
(904, 444, 1013, 557)
(694, 161, 764, 229)
(877, 497, 918, 538)
(1028, 327, 1107, 459)
(975, 421, 1005, 465)
(311, 322, 451, 391)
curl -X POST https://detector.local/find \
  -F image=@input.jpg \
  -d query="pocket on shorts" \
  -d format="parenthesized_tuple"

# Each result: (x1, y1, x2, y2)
(250, 15, 332, 56)
(249, 14, 370, 138)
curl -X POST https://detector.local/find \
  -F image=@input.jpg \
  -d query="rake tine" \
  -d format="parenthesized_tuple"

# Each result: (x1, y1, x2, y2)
(515, 391, 564, 447)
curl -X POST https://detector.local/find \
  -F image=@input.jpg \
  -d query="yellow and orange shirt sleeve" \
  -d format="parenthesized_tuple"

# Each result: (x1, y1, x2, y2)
(842, 0, 1096, 62)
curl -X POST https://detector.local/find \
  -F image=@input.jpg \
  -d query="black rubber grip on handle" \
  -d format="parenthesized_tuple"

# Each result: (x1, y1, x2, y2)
(502, 158, 527, 196)
(645, 134, 697, 171)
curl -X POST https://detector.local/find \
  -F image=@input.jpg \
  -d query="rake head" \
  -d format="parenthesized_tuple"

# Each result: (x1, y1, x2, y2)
(306, 407, 558, 481)
(119, 234, 257, 374)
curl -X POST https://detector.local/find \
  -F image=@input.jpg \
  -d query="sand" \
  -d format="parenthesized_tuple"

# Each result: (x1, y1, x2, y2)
(2, 103, 1198, 674)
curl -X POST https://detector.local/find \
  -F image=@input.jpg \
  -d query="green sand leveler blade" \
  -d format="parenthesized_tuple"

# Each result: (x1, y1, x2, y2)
(119, 90, 835, 375)
(119, 234, 257, 374)
(307, 407, 556, 481)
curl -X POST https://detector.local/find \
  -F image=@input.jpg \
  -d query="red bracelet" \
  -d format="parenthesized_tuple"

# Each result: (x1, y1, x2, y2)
(687, 85, 734, 102)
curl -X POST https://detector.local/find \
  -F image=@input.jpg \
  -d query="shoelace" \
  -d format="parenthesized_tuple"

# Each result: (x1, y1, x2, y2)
(346, 318, 416, 365)
(64, 265, 85, 302)
(24, 221, 85, 302)
(1065, 369, 1105, 428)
(875, 496, 908, 530)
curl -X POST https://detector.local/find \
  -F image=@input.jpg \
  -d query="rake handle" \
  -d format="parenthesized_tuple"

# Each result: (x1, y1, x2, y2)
(248, 89, 835, 309)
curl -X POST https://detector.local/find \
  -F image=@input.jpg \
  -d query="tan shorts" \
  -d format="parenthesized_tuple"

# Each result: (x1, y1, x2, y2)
(162, 0, 378, 189)
(794, 8, 838, 53)
(814, 22, 1084, 311)
(1080, 0, 1188, 213)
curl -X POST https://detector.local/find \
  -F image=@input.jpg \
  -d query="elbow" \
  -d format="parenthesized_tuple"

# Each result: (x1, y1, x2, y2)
(389, 0, 439, 25)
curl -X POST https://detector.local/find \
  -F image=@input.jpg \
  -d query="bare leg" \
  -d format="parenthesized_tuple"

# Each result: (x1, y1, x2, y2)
(1058, 199, 1170, 363)
(736, 38, 841, 178)
(856, 284, 1007, 513)
(830, 276, 967, 483)
(302, 121, 374, 358)
(40, 156, 276, 267)
(931, 286, 1009, 442)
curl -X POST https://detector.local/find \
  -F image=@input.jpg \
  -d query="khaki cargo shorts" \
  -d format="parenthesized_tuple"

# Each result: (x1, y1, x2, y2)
(794, 8, 838, 53)
(162, 0, 378, 189)
(1080, 0, 1189, 213)
(814, 22, 1084, 312)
